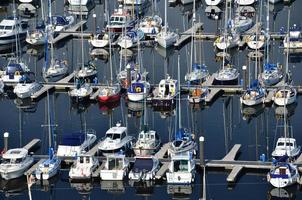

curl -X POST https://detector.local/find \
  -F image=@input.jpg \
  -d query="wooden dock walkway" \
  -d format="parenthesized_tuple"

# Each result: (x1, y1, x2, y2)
(174, 22, 203, 48)
(92, 162, 106, 178)
(85, 140, 101, 156)
(155, 162, 169, 180)
(23, 139, 41, 151)
(155, 143, 170, 159)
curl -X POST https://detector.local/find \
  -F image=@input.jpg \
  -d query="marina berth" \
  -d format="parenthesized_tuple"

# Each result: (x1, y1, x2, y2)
(69, 155, 99, 180)
(128, 156, 160, 181)
(100, 154, 130, 181)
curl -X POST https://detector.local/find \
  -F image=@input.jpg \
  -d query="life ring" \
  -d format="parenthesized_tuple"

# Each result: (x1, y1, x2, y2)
(15, 71, 20, 76)
(136, 87, 142, 93)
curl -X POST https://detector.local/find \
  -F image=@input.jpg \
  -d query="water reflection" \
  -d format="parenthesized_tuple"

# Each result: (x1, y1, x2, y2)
(0, 177, 27, 198)
(100, 180, 125, 193)
(70, 182, 93, 200)
(167, 184, 193, 199)
(268, 187, 297, 200)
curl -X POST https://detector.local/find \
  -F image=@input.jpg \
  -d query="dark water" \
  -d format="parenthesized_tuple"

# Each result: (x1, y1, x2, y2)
(0, 0, 302, 199)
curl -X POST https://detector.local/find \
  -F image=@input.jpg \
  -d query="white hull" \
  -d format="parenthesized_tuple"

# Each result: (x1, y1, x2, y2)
(181, 0, 193, 4)
(205, 0, 222, 6)
(235, 0, 256, 6)
(166, 172, 194, 184)
(0, 158, 34, 180)
(100, 170, 127, 181)
(247, 40, 265, 50)
(240, 97, 264, 106)
(118, 39, 135, 49)
(156, 31, 178, 48)
(68, 0, 89, 6)
(89, 39, 109, 48)
(284, 41, 302, 49)
(273, 96, 296, 106)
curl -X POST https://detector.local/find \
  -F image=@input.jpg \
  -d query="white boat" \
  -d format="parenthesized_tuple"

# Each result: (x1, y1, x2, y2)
(68, 0, 89, 6)
(258, 63, 283, 86)
(35, 148, 61, 180)
(235, 0, 257, 6)
(247, 33, 266, 50)
(240, 80, 266, 106)
(127, 74, 150, 102)
(269, 0, 282, 3)
(214, 33, 241, 50)
(13, 82, 42, 99)
(272, 138, 301, 160)
(0, 148, 34, 180)
(180, 0, 193, 4)
(272, 86, 297, 106)
(124, 0, 147, 5)
(69, 155, 99, 180)
(185, 64, 209, 85)
(26, 22, 46, 46)
(133, 130, 161, 156)
(57, 131, 97, 158)
(106, 5, 136, 33)
(213, 65, 239, 85)
(128, 156, 160, 181)
(188, 87, 208, 104)
(1, 62, 30, 84)
(68, 83, 93, 101)
(117, 30, 144, 49)
(100, 154, 130, 181)
(0, 17, 27, 44)
(267, 161, 299, 188)
(48, 15, 75, 33)
(233, 16, 253, 33)
(138, 15, 162, 37)
(89, 31, 115, 48)
(284, 24, 302, 49)
(168, 128, 196, 156)
(152, 75, 178, 108)
(205, 0, 222, 6)
(76, 62, 97, 79)
(43, 59, 68, 79)
(166, 151, 196, 184)
(98, 122, 135, 154)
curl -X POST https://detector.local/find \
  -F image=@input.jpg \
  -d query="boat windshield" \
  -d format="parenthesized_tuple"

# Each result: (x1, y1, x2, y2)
(108, 158, 123, 170)
(173, 160, 189, 172)
(277, 142, 293, 147)
(0, 25, 13, 30)
(1, 158, 23, 164)
(106, 133, 121, 140)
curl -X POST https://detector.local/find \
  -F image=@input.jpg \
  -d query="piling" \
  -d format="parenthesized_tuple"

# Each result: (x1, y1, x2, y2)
(3, 132, 9, 152)
(242, 65, 247, 90)
(126, 64, 131, 89)
(199, 136, 205, 167)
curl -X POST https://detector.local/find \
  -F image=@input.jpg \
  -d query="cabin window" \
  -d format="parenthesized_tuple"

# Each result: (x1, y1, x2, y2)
(286, 142, 293, 147)
(174, 160, 188, 172)
(121, 132, 126, 139)
(139, 134, 144, 139)
(279, 168, 286, 175)
(5, 26, 13, 30)
(107, 133, 121, 140)
(86, 157, 90, 163)
(1, 159, 10, 164)
(151, 134, 155, 139)
(80, 157, 84, 163)
(277, 142, 284, 146)
(108, 158, 123, 170)
(15, 158, 23, 163)
(0, 25, 5, 30)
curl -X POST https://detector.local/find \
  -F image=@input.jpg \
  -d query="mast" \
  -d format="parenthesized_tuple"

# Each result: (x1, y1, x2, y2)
(80, 1, 84, 70)
(266, 0, 270, 64)
(48, 0, 54, 66)
(164, 0, 167, 34)
(12, 0, 20, 62)
(106, 0, 113, 84)
(178, 52, 181, 129)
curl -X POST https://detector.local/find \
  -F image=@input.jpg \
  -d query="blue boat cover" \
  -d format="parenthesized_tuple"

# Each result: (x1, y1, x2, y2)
(128, 82, 145, 93)
(61, 132, 85, 146)
(6, 63, 24, 74)
(48, 16, 68, 26)
(264, 63, 277, 71)
(175, 128, 186, 140)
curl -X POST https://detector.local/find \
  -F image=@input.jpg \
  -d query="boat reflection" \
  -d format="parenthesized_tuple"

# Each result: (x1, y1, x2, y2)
(267, 187, 296, 200)
(127, 101, 144, 118)
(241, 104, 265, 123)
(99, 100, 121, 115)
(65, 2, 95, 17)
(35, 174, 60, 192)
(17, 3, 38, 18)
(100, 180, 125, 193)
(14, 97, 37, 112)
(70, 181, 93, 199)
(167, 184, 193, 199)
(0, 176, 27, 198)
(274, 102, 297, 119)
(90, 48, 110, 63)
(205, 6, 222, 20)
(129, 180, 155, 196)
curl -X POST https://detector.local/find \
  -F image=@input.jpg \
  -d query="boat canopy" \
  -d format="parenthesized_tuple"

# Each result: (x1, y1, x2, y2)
(264, 63, 277, 71)
(128, 82, 144, 93)
(175, 128, 191, 141)
(61, 132, 86, 146)
(249, 80, 260, 89)
(133, 158, 153, 171)
(6, 63, 24, 74)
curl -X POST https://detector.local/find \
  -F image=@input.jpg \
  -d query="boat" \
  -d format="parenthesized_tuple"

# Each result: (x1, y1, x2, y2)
(246, 32, 266, 50)
(100, 154, 130, 181)
(233, 16, 253, 33)
(214, 33, 240, 50)
(133, 129, 161, 156)
(127, 73, 150, 102)
(213, 63, 239, 85)
(166, 151, 196, 184)
(25, 21, 46, 46)
(267, 156, 300, 188)
(98, 84, 121, 104)
(205, 0, 222, 6)
(89, 31, 116, 48)
(180, 0, 194, 4)
(117, 30, 144, 49)
(272, 138, 300, 160)
(76, 61, 97, 79)
(47, 15, 75, 33)
(0, 79, 3, 93)
(155, 0, 178, 48)
(43, 59, 68, 79)
(272, 85, 297, 106)
(13, 81, 42, 99)
(98, 122, 135, 154)
(284, 24, 302, 49)
(138, 15, 162, 38)
(57, 131, 97, 158)
(235, 0, 257, 6)
(106, 5, 136, 33)
(258, 63, 283, 86)
(0, 17, 27, 44)
(68, 0, 90, 6)
(128, 156, 160, 181)
(1, 62, 31, 84)
(152, 75, 178, 108)
(68, 83, 93, 101)
(117, 62, 140, 89)
(205, 6, 222, 20)
(168, 128, 197, 156)
(185, 64, 209, 85)
(35, 148, 61, 180)
(123, 0, 147, 5)
(0, 148, 34, 180)
(188, 87, 208, 104)
(240, 80, 266, 106)
(69, 155, 99, 180)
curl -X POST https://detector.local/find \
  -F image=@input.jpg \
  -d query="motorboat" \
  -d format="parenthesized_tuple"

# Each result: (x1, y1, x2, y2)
(284, 24, 302, 49)
(69, 155, 99, 180)
(246, 33, 266, 50)
(89, 31, 116, 48)
(214, 33, 241, 50)
(185, 64, 209, 85)
(258, 63, 283, 86)
(127, 74, 150, 102)
(98, 122, 135, 154)
(25, 21, 46, 46)
(1, 62, 30, 84)
(213, 64, 239, 85)
(117, 30, 144, 49)
(100, 154, 130, 181)
(0, 148, 34, 180)
(138, 15, 162, 38)
(68, 0, 90, 6)
(233, 16, 253, 33)
(267, 157, 300, 188)
(133, 129, 161, 156)
(240, 80, 266, 106)
(235, 0, 257, 6)
(13, 82, 42, 99)
(272, 138, 300, 160)
(166, 151, 196, 184)
(106, 5, 136, 33)
(152, 75, 178, 108)
(0, 17, 28, 44)
(128, 156, 160, 181)
(272, 85, 297, 106)
(69, 83, 93, 101)
(188, 87, 208, 104)
(168, 128, 196, 156)
(98, 84, 121, 104)
(205, 0, 222, 6)
(76, 61, 97, 79)
(43, 59, 68, 79)
(35, 148, 61, 180)
(48, 15, 75, 33)
(57, 131, 97, 158)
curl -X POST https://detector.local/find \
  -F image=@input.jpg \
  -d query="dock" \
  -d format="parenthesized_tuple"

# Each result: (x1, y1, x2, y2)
(155, 143, 170, 159)
(23, 139, 41, 151)
(155, 162, 169, 180)
(85, 140, 101, 156)
(92, 161, 106, 178)
(154, 143, 170, 179)
(24, 159, 46, 176)
(174, 22, 203, 49)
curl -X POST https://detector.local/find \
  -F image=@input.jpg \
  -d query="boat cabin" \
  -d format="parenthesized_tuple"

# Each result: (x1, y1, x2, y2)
(128, 82, 145, 94)
(138, 130, 159, 142)
(275, 138, 297, 151)
(106, 155, 127, 170)
(0, 18, 27, 32)
(75, 155, 95, 167)
(1, 148, 29, 164)
(105, 123, 127, 141)
(170, 152, 194, 173)
(158, 77, 178, 98)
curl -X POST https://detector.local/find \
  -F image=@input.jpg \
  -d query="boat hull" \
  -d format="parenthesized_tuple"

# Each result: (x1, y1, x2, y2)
(98, 94, 121, 103)
(166, 172, 194, 184)
(100, 170, 126, 181)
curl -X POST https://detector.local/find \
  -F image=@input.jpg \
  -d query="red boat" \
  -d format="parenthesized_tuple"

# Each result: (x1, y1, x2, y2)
(98, 86, 121, 103)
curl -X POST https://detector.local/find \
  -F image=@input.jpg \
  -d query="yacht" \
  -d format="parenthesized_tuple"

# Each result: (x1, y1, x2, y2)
(152, 76, 178, 108)
(128, 156, 160, 181)
(166, 151, 196, 184)
(133, 129, 161, 156)
(1, 61, 30, 84)
(272, 138, 301, 160)
(213, 65, 239, 85)
(100, 154, 130, 181)
(258, 63, 283, 86)
(168, 128, 196, 156)
(240, 80, 266, 106)
(117, 30, 144, 49)
(68, 83, 93, 101)
(43, 59, 68, 79)
(156, 27, 178, 48)
(89, 31, 116, 48)
(76, 62, 97, 79)
(106, 5, 136, 33)
(284, 24, 302, 49)
(272, 86, 297, 106)
(205, 0, 222, 6)
(57, 131, 97, 158)
(68, 0, 90, 6)
(13, 82, 42, 99)
(235, 0, 257, 6)
(25, 21, 46, 46)
(98, 85, 121, 104)
(98, 123, 135, 154)
(35, 148, 61, 180)
(127, 77, 150, 102)
(48, 15, 75, 33)
(214, 33, 240, 50)
(0, 148, 34, 180)
(247, 32, 266, 50)
(69, 155, 99, 180)
(185, 64, 209, 85)
(0, 17, 27, 44)
(233, 16, 253, 33)
(138, 15, 162, 38)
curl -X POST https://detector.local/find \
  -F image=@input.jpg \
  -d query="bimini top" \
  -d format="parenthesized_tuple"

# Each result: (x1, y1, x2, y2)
(61, 132, 86, 146)
(2, 148, 28, 159)
(174, 128, 191, 141)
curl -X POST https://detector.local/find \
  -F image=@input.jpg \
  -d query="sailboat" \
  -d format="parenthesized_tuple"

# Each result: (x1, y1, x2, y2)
(117, 30, 144, 49)
(240, 80, 266, 106)
(205, 0, 222, 6)
(235, 0, 257, 6)
(283, 24, 302, 49)
(35, 93, 61, 180)
(213, 60, 239, 85)
(155, 0, 178, 48)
